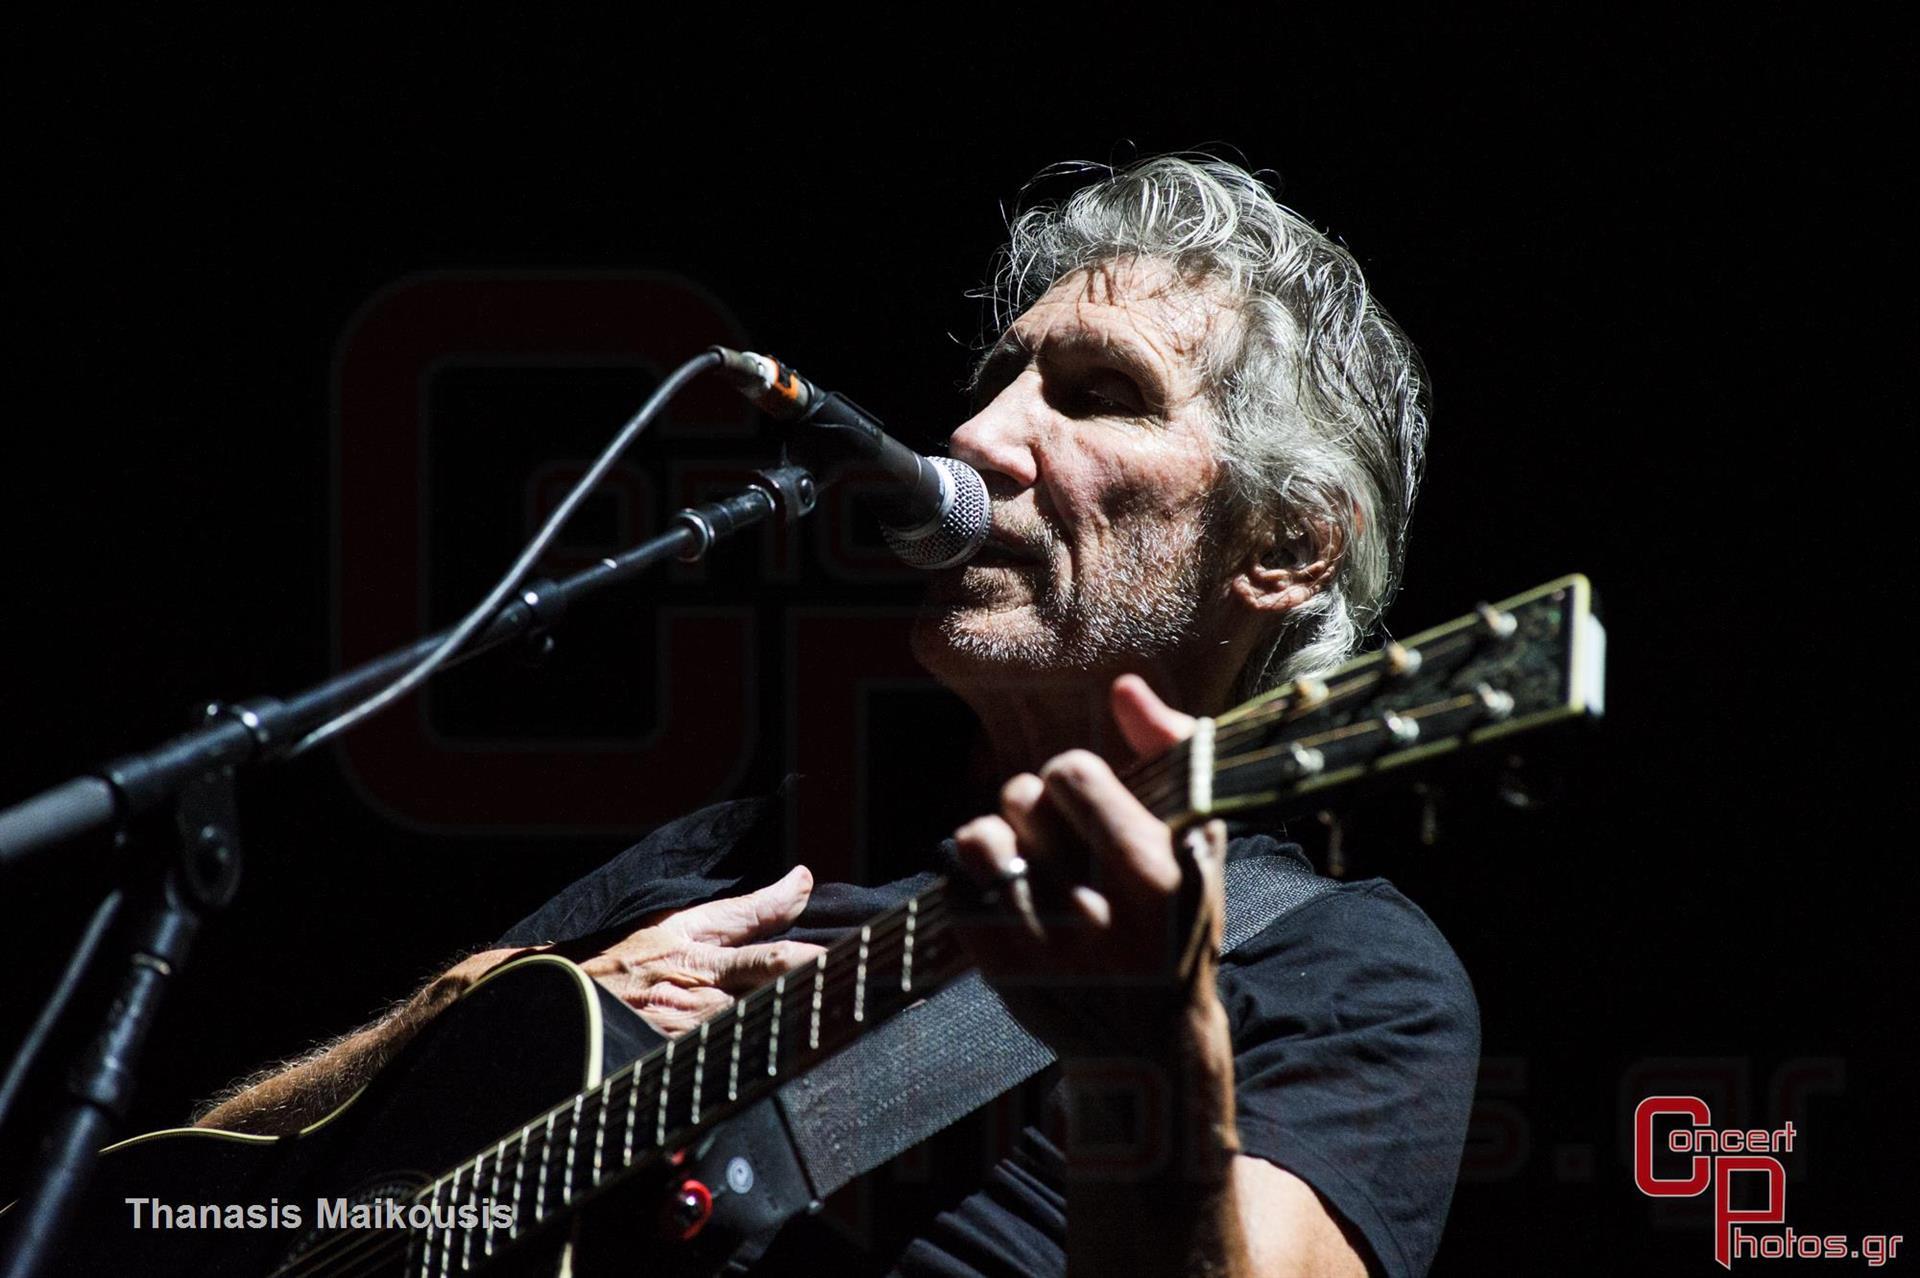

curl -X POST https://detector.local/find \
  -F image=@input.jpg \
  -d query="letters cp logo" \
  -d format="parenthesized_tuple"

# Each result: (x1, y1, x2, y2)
(1636, 1097, 1787, 1269)
(328, 271, 758, 835)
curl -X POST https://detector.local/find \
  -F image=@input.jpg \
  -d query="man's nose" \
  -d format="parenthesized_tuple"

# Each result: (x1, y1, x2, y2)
(946, 386, 1040, 490)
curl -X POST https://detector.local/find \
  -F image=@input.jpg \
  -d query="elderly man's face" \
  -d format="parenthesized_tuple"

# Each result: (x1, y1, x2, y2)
(912, 259, 1242, 684)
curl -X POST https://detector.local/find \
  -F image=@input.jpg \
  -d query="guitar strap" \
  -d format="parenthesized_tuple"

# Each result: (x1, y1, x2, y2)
(772, 852, 1337, 1203)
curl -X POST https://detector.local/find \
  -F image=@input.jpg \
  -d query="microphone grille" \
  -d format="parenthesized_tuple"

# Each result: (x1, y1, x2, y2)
(883, 457, 990, 570)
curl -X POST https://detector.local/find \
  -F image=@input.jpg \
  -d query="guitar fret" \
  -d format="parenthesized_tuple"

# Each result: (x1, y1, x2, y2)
(692, 1023, 708, 1122)
(902, 898, 917, 992)
(809, 952, 826, 1050)
(436, 1171, 453, 1278)
(485, 1137, 506, 1256)
(508, 1131, 527, 1240)
(420, 1179, 439, 1278)
(728, 1010, 742, 1101)
(463, 1155, 482, 1272)
(768, 975, 784, 1076)
(854, 925, 870, 1022)
(534, 1111, 557, 1221)
(563, 1094, 584, 1204)
(655, 1040, 674, 1148)
(623, 1068, 642, 1163)
(593, 1078, 612, 1185)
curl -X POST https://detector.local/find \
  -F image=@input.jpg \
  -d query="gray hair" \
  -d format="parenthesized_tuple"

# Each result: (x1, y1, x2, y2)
(977, 155, 1429, 693)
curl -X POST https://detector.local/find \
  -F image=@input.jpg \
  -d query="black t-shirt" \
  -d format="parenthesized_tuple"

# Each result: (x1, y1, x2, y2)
(497, 788, 1479, 1277)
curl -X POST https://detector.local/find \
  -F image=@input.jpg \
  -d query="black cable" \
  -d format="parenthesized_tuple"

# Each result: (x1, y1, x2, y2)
(288, 350, 724, 757)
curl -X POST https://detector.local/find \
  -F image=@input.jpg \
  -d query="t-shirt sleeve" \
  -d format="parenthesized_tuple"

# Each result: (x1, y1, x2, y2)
(493, 791, 785, 948)
(1219, 881, 1480, 1278)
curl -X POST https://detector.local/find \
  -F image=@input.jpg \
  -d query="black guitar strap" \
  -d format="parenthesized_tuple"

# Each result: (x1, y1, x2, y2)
(772, 852, 1337, 1203)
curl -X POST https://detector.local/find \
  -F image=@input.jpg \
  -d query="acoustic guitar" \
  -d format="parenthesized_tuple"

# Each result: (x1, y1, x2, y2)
(11, 575, 1604, 1276)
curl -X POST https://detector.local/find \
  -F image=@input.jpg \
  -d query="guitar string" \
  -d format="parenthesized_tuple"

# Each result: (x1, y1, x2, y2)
(284, 634, 1501, 1276)
(277, 966, 909, 1278)
(275, 915, 948, 1278)
(282, 699, 1404, 1278)
(1120, 659, 1386, 800)
(1123, 657, 1356, 789)
(1071, 659, 1483, 835)
(1127, 629, 1491, 815)
(287, 963, 944, 1278)
(1124, 662, 1407, 817)
(277, 685, 1480, 1276)
(275, 900, 960, 1278)
(419, 672, 1445, 1211)
(302, 854, 1273, 1278)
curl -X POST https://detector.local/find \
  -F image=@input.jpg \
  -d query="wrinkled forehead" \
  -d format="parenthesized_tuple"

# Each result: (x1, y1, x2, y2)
(993, 257, 1239, 395)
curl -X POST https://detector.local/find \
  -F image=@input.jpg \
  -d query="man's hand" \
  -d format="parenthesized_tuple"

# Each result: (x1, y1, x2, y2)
(462, 867, 827, 1040)
(951, 674, 1221, 1058)
(576, 866, 826, 1037)
(198, 868, 824, 1134)
(952, 676, 1366, 1277)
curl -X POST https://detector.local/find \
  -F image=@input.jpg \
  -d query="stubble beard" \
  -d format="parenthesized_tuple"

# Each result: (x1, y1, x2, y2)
(914, 515, 1222, 681)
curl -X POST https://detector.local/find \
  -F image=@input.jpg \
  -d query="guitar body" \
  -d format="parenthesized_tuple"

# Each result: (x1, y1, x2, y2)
(47, 956, 665, 1277)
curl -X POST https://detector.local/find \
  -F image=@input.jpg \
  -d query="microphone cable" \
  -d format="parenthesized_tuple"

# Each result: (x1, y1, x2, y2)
(287, 348, 724, 758)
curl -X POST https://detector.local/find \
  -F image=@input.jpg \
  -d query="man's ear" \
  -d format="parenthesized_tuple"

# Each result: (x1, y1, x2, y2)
(1229, 513, 1344, 618)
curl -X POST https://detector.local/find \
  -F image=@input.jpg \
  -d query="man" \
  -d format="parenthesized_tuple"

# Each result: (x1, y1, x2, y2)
(200, 156, 1477, 1277)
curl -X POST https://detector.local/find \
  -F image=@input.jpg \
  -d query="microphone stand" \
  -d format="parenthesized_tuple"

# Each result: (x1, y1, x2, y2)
(0, 464, 818, 1278)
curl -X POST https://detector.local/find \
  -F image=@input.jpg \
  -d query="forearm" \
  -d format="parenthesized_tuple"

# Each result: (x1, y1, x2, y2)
(1063, 995, 1251, 1278)
(194, 948, 517, 1135)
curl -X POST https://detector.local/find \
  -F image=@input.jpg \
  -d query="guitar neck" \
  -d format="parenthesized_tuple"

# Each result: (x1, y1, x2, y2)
(412, 573, 1602, 1251)
(412, 875, 976, 1246)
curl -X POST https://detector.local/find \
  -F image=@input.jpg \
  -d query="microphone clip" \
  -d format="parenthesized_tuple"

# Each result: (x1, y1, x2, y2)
(749, 464, 820, 529)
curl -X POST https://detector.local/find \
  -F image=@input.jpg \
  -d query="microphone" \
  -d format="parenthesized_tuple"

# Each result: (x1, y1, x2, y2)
(710, 346, 989, 570)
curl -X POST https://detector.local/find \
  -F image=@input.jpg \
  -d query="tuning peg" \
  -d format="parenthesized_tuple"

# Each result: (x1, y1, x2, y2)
(1289, 677, 1330, 712)
(1475, 683, 1516, 720)
(1380, 709, 1420, 747)
(1384, 641, 1423, 677)
(1287, 741, 1326, 777)
(1475, 602, 1518, 639)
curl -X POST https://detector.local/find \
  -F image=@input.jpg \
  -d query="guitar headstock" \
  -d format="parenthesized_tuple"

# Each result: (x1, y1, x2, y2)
(1152, 575, 1604, 826)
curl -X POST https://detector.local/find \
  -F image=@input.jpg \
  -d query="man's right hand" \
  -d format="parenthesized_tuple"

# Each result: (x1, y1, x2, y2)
(459, 865, 827, 1039)
(199, 868, 823, 1134)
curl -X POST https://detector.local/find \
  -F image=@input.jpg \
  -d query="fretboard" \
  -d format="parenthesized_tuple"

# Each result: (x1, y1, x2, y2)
(405, 877, 969, 1273)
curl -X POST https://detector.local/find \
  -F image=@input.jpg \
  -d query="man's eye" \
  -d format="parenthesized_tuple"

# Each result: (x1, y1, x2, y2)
(1076, 376, 1142, 416)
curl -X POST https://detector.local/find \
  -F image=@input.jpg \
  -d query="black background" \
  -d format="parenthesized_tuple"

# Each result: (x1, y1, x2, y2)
(3, 10, 1911, 1274)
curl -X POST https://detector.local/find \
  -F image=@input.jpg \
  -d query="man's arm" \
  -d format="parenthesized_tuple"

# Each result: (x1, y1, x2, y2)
(196, 868, 824, 1135)
(195, 948, 513, 1134)
(953, 676, 1369, 1277)
(1057, 996, 1364, 1278)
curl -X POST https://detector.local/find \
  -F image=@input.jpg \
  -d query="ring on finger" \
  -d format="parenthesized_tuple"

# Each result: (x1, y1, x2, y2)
(979, 853, 1030, 904)
(991, 855, 1043, 940)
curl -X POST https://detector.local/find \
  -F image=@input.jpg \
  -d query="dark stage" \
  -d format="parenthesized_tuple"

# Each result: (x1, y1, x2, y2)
(3, 11, 1909, 1274)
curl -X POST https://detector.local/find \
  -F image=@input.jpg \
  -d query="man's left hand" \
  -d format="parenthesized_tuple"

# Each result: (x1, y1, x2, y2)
(951, 674, 1228, 1060)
